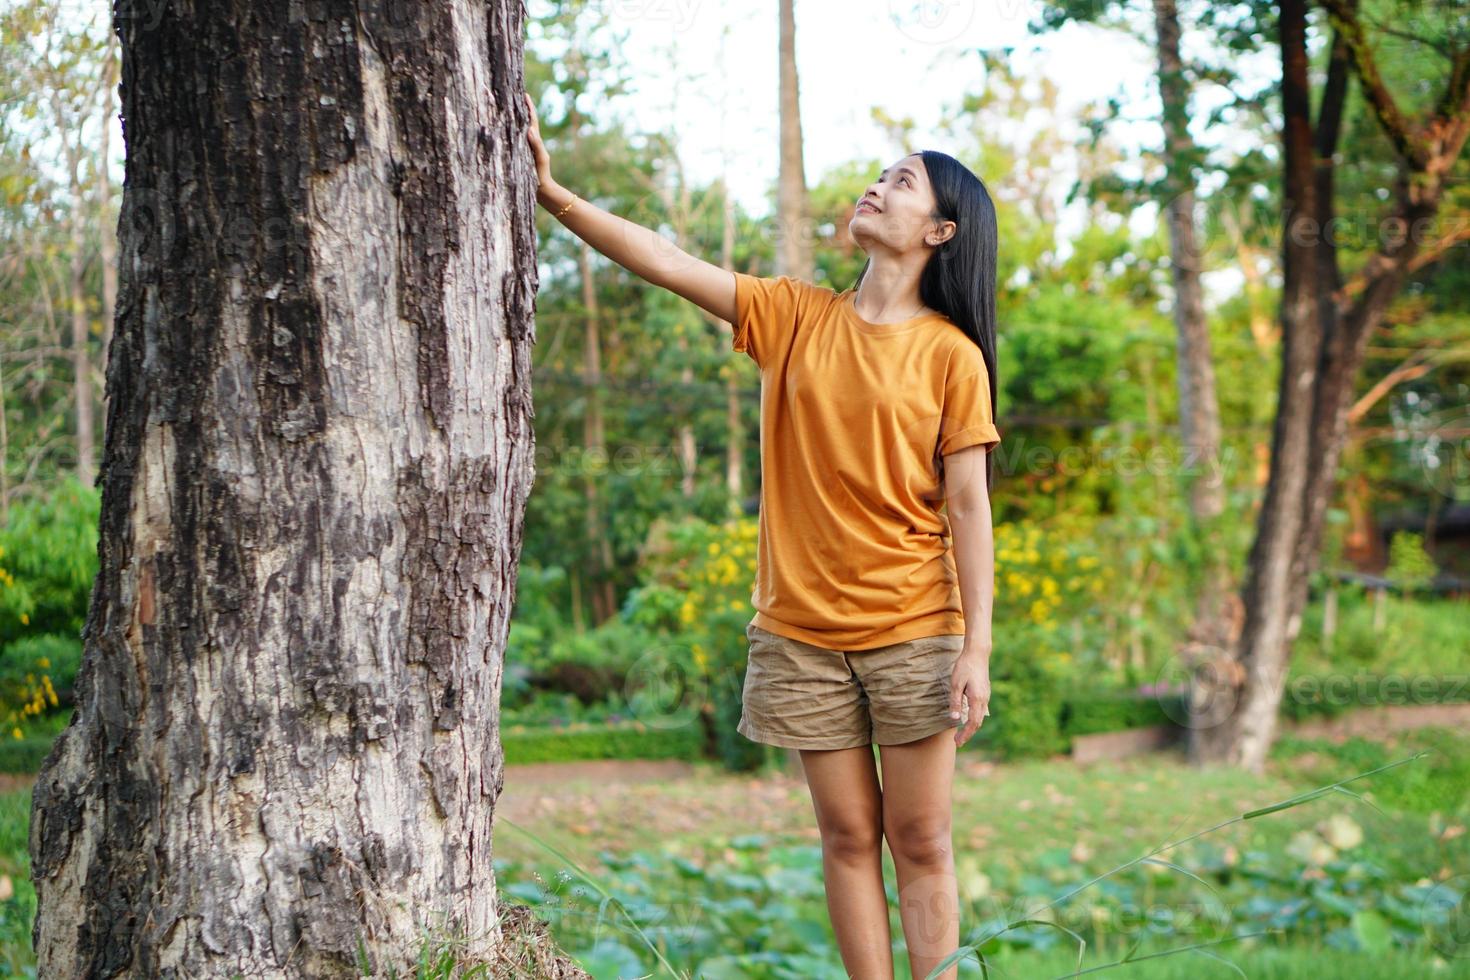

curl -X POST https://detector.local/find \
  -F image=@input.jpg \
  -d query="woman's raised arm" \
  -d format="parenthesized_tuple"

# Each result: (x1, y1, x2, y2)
(524, 93, 738, 326)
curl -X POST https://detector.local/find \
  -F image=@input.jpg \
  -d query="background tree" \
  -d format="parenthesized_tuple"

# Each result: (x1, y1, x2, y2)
(1204, 0, 1470, 770)
(777, 0, 812, 281)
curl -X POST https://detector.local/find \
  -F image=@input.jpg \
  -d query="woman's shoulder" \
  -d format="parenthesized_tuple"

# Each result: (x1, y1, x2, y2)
(932, 325, 989, 377)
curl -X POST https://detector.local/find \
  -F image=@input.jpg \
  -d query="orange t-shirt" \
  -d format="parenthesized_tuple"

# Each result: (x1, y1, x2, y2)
(732, 273, 1001, 651)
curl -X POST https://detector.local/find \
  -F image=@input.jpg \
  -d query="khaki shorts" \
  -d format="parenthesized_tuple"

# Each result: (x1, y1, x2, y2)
(736, 622, 967, 750)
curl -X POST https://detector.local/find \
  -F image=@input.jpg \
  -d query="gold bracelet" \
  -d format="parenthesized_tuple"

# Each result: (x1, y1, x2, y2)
(553, 194, 578, 219)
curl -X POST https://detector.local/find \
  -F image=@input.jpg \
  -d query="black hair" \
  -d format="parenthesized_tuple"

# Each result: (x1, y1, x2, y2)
(854, 149, 1000, 497)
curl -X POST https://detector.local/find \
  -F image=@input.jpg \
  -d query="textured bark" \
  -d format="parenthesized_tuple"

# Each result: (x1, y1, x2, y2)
(29, 1, 539, 975)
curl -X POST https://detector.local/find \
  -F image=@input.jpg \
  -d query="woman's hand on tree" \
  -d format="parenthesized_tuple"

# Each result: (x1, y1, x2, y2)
(524, 92, 556, 202)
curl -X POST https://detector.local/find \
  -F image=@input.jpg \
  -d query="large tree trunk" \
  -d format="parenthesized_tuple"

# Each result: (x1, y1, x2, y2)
(29, 2, 542, 974)
(1190, 0, 1469, 770)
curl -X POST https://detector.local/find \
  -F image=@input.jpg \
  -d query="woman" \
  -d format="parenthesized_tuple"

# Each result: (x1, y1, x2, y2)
(524, 92, 1000, 980)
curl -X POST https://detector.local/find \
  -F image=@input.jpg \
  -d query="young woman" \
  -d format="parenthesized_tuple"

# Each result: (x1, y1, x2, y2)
(525, 92, 1001, 980)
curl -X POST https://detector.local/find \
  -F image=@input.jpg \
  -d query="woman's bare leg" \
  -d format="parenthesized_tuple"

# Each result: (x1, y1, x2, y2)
(878, 730, 960, 980)
(798, 744, 894, 979)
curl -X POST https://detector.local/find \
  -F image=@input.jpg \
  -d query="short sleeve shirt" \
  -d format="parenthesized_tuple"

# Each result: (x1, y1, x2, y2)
(733, 273, 1000, 651)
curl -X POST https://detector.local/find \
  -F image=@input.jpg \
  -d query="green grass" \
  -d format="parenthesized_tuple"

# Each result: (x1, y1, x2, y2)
(1292, 590, 1469, 678)
(3, 729, 1469, 977)
(979, 943, 1470, 978)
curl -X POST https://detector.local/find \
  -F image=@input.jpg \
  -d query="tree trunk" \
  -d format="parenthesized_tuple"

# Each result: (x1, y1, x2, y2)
(1151, 0, 1237, 685)
(30, 2, 542, 975)
(578, 241, 617, 624)
(777, 0, 812, 281)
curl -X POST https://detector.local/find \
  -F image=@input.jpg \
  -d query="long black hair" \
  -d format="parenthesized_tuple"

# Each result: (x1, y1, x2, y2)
(855, 149, 1000, 496)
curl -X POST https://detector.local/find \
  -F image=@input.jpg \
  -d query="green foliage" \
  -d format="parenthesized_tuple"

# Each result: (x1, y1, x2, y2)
(1385, 531, 1437, 595)
(493, 741, 1470, 977)
(0, 476, 98, 649)
(627, 515, 764, 771)
(1060, 686, 1183, 737)
(0, 479, 94, 738)
(502, 721, 702, 766)
(1272, 729, 1470, 817)
(0, 632, 77, 738)
(983, 623, 1070, 760)
(1294, 586, 1468, 677)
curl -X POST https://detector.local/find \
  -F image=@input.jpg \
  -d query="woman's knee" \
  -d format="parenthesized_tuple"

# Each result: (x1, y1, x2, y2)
(818, 817, 885, 862)
(883, 814, 952, 866)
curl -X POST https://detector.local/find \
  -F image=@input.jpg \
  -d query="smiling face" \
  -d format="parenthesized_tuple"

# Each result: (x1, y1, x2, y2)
(849, 153, 955, 256)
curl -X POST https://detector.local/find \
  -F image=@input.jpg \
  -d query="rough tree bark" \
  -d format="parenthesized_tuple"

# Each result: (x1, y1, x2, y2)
(1190, 0, 1470, 770)
(29, 1, 541, 975)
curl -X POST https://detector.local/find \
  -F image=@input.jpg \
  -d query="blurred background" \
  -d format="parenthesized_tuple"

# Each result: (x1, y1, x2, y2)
(0, 0, 1467, 977)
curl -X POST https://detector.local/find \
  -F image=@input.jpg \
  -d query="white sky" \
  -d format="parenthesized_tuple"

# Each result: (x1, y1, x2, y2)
(551, 0, 1280, 264)
(56, 0, 1279, 301)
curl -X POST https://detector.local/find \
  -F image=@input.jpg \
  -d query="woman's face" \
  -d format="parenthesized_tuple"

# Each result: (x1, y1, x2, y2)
(849, 153, 950, 255)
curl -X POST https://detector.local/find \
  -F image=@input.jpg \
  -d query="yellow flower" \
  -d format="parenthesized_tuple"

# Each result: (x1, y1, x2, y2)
(10, 728, 19, 740)
(707, 542, 720, 556)
(19, 613, 28, 625)
(37, 657, 48, 668)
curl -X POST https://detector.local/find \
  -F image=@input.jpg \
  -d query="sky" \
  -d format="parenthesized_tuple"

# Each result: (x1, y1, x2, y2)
(536, 0, 1279, 266)
(58, 0, 1279, 301)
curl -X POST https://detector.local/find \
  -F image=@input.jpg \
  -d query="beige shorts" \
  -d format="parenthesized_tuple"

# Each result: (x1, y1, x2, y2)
(736, 622, 967, 750)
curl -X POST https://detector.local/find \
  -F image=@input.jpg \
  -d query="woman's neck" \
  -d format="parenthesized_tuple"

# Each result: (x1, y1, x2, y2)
(852, 257, 928, 323)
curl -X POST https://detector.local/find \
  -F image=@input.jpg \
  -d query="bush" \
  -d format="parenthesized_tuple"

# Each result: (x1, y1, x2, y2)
(501, 720, 703, 764)
(626, 515, 761, 771)
(1, 632, 81, 737)
(1060, 685, 1182, 737)
(983, 630, 1070, 760)
(0, 476, 98, 650)
(0, 709, 72, 774)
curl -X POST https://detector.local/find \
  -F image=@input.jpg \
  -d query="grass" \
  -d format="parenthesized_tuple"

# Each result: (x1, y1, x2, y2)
(2, 729, 1468, 977)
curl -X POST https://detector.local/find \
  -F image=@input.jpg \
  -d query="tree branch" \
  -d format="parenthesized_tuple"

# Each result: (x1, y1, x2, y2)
(1317, 0, 1428, 170)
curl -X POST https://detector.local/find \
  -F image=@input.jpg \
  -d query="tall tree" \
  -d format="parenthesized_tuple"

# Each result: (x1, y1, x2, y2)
(29, 1, 543, 974)
(1195, 0, 1470, 769)
(1151, 0, 1232, 661)
(777, 0, 813, 280)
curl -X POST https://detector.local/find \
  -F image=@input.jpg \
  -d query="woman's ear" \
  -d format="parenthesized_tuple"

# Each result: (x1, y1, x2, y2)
(927, 218, 958, 247)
